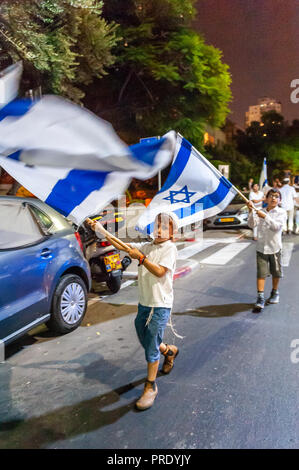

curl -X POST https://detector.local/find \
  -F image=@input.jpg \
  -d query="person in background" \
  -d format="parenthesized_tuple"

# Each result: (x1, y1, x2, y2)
(249, 183, 265, 240)
(247, 188, 286, 311)
(248, 178, 254, 192)
(273, 178, 282, 189)
(279, 177, 297, 234)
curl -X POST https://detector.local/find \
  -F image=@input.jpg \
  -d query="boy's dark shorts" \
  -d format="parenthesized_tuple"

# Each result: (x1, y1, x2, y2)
(256, 250, 282, 278)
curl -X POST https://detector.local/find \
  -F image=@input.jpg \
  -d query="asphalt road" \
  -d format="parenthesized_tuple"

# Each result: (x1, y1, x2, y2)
(1, 229, 299, 449)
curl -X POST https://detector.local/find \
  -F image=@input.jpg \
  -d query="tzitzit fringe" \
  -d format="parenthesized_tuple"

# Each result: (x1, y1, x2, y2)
(145, 308, 185, 339)
(167, 310, 185, 339)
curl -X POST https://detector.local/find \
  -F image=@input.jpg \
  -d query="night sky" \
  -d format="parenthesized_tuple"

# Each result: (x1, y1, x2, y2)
(194, 0, 299, 128)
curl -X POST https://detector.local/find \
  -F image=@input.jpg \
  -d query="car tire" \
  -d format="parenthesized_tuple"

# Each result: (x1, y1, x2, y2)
(106, 275, 122, 294)
(47, 274, 88, 334)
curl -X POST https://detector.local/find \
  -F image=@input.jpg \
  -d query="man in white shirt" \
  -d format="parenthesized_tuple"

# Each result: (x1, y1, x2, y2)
(249, 183, 264, 240)
(87, 213, 178, 411)
(247, 188, 287, 311)
(279, 177, 297, 234)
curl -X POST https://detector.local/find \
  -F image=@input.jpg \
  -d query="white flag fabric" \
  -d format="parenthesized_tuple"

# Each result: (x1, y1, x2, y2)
(259, 157, 267, 190)
(0, 96, 175, 225)
(0, 95, 175, 175)
(0, 62, 23, 107)
(136, 134, 237, 235)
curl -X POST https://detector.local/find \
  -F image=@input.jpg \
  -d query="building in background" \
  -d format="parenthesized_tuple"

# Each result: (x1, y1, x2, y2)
(245, 97, 282, 128)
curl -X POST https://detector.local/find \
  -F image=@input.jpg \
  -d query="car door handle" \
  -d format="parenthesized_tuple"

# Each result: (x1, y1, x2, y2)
(41, 248, 52, 259)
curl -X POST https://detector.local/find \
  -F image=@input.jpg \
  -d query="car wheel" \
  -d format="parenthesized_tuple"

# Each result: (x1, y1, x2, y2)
(47, 274, 88, 334)
(106, 275, 122, 294)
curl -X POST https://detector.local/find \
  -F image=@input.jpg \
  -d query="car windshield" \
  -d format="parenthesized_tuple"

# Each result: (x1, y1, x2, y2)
(0, 201, 43, 249)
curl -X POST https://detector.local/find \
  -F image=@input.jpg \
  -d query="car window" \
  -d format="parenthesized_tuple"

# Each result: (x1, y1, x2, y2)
(0, 201, 44, 249)
(29, 205, 53, 231)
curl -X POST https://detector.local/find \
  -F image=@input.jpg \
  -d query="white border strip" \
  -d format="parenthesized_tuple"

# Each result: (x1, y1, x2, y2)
(0, 339, 4, 363)
(1, 314, 50, 344)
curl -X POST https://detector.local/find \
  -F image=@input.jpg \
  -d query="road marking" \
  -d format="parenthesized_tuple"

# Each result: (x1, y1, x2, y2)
(200, 242, 251, 265)
(282, 242, 294, 267)
(177, 233, 248, 260)
(177, 240, 216, 260)
(120, 280, 136, 290)
(88, 279, 136, 304)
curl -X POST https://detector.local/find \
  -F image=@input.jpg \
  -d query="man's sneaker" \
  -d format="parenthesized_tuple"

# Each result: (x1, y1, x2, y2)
(266, 290, 279, 304)
(135, 381, 158, 411)
(254, 295, 265, 310)
(161, 344, 179, 374)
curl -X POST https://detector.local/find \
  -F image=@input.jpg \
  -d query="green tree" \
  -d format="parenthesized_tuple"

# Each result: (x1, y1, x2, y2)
(0, 0, 119, 102)
(268, 140, 299, 178)
(236, 112, 299, 182)
(88, 0, 232, 146)
(204, 143, 257, 188)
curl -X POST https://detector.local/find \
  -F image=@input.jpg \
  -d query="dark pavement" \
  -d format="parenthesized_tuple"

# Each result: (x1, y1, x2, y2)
(0, 232, 299, 449)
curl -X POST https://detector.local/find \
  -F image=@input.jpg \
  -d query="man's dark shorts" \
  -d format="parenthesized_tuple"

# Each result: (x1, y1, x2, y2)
(256, 250, 282, 278)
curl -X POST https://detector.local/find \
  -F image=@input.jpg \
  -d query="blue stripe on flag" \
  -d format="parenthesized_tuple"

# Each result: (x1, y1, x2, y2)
(0, 99, 34, 161)
(45, 169, 109, 217)
(7, 151, 21, 161)
(0, 98, 33, 122)
(158, 138, 192, 193)
(173, 176, 232, 219)
(147, 222, 155, 235)
(129, 137, 166, 166)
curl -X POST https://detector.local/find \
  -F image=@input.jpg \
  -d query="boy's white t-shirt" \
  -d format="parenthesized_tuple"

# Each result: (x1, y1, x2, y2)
(130, 240, 177, 308)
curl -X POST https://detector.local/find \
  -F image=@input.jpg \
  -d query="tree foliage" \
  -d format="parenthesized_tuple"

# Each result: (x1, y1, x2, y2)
(0, 0, 119, 102)
(204, 144, 257, 188)
(236, 113, 299, 181)
(87, 0, 232, 146)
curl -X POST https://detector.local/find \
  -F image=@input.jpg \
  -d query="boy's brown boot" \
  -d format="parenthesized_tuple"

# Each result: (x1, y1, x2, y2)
(135, 381, 158, 411)
(161, 344, 179, 374)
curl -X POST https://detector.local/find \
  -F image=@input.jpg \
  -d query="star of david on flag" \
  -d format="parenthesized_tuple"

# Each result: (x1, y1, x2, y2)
(163, 185, 196, 204)
(136, 134, 238, 235)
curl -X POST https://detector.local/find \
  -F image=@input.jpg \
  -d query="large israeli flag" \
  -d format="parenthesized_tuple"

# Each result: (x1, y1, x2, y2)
(0, 96, 175, 225)
(136, 134, 237, 235)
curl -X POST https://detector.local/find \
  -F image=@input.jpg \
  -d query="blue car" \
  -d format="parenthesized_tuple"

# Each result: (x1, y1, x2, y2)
(0, 196, 91, 345)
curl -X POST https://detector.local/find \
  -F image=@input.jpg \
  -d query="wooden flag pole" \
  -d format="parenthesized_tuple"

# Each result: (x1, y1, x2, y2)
(211, 163, 260, 210)
(86, 218, 130, 252)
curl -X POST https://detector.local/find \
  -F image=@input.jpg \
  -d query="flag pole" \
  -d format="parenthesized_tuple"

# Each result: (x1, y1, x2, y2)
(180, 133, 252, 206)
(86, 218, 130, 252)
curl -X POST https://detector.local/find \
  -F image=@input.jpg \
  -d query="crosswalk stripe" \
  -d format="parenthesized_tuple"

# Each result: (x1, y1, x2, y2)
(200, 242, 251, 265)
(282, 242, 294, 267)
(177, 240, 216, 260)
(177, 233, 247, 260)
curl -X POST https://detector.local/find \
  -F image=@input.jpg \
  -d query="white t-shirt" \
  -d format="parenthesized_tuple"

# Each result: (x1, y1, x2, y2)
(130, 240, 177, 308)
(279, 184, 297, 210)
(249, 190, 264, 209)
